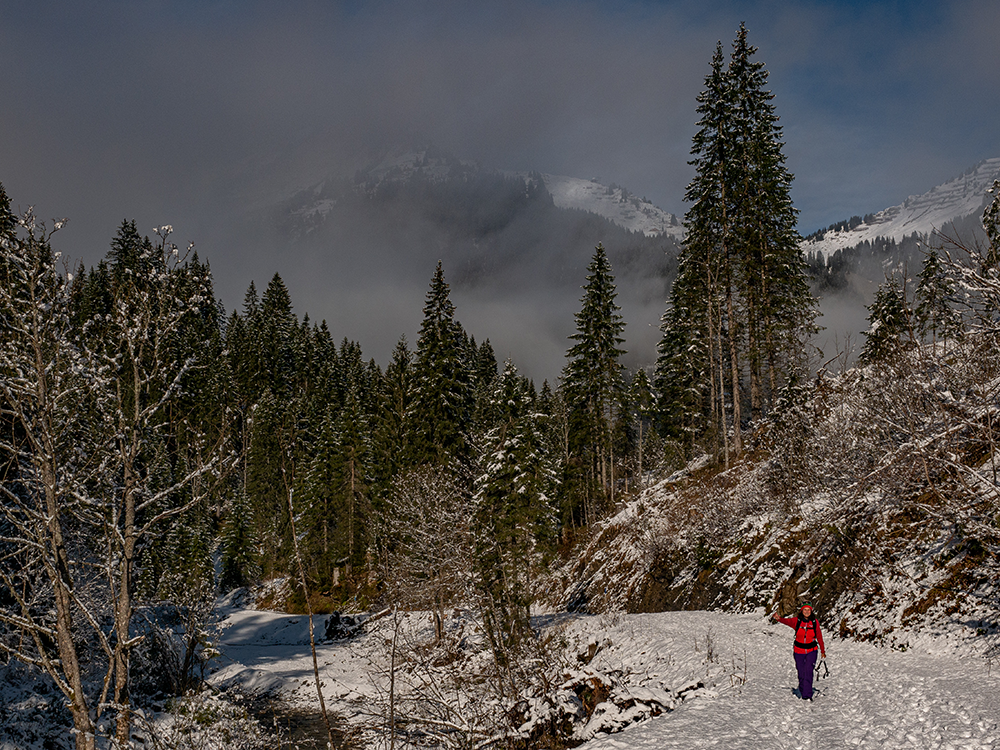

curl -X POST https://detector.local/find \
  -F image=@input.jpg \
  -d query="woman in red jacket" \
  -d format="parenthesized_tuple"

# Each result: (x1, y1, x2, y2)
(771, 603, 826, 700)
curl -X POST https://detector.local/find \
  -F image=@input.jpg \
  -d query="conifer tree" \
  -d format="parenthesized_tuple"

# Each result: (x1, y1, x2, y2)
(561, 244, 626, 526)
(329, 383, 370, 575)
(245, 390, 291, 577)
(219, 490, 259, 590)
(473, 359, 554, 680)
(915, 249, 959, 344)
(469, 337, 500, 436)
(297, 393, 369, 589)
(628, 369, 657, 490)
(729, 23, 818, 417)
(296, 411, 336, 585)
(108, 219, 156, 288)
(658, 41, 733, 457)
(984, 180, 1000, 269)
(370, 337, 412, 504)
(654, 246, 715, 444)
(0, 182, 14, 241)
(403, 262, 472, 469)
(656, 26, 817, 460)
(861, 277, 913, 364)
(259, 273, 298, 401)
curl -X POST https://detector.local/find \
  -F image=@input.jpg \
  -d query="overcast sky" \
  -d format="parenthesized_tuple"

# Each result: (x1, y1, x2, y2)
(2, 0, 998, 375)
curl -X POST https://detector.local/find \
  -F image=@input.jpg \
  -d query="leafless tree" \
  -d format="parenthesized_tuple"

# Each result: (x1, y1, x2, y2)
(381, 464, 474, 643)
(84, 227, 234, 747)
(1, 216, 233, 748)
(0, 211, 101, 750)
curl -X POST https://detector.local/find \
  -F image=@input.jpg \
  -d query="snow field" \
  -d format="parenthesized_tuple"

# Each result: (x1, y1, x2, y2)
(802, 156, 1000, 258)
(209, 605, 374, 707)
(578, 611, 1000, 750)
(206, 604, 999, 749)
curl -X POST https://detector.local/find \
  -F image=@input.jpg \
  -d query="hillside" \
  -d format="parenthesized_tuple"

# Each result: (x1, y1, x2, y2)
(265, 146, 683, 378)
(530, 173, 684, 240)
(556, 329, 1000, 658)
(803, 157, 1000, 259)
(283, 147, 684, 242)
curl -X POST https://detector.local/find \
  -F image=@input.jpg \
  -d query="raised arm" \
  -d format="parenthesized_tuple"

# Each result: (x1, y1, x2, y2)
(771, 613, 798, 629)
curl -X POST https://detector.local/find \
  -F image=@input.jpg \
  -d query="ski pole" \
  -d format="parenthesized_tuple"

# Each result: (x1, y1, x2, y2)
(815, 658, 830, 679)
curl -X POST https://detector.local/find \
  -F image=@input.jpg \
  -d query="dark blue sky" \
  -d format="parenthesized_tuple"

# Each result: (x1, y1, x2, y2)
(2, 0, 998, 372)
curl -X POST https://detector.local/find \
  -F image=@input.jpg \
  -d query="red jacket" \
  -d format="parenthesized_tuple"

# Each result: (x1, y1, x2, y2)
(777, 615, 826, 655)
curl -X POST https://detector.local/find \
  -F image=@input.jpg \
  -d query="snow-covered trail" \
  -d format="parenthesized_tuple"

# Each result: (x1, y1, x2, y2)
(206, 605, 999, 749)
(579, 612, 1000, 750)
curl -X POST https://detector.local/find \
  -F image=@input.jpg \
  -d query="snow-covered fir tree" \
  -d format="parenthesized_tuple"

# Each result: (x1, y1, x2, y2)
(561, 243, 627, 527)
(473, 360, 556, 677)
(369, 336, 412, 506)
(656, 25, 817, 462)
(860, 276, 913, 364)
(403, 261, 473, 469)
(915, 248, 960, 344)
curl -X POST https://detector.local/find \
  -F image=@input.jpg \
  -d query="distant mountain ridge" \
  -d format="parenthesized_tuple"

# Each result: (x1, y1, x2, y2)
(284, 147, 683, 240)
(803, 157, 1000, 258)
(265, 146, 683, 379)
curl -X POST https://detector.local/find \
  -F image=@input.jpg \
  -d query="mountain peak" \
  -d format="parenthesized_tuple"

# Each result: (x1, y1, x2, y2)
(354, 145, 480, 191)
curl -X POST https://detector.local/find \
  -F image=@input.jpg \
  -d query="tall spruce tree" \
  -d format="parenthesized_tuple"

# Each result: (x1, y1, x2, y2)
(561, 244, 626, 526)
(628, 368, 657, 490)
(861, 276, 913, 364)
(656, 25, 817, 461)
(729, 24, 818, 417)
(657, 41, 732, 456)
(915, 249, 959, 345)
(370, 336, 412, 506)
(259, 273, 298, 401)
(403, 262, 472, 469)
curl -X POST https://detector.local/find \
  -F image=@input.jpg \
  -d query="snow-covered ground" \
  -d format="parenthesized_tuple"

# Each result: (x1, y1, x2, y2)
(206, 605, 1000, 749)
(580, 612, 999, 750)
(209, 604, 374, 709)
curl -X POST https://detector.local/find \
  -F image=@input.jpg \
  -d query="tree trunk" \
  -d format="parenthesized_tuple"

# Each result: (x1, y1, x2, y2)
(348, 457, 355, 574)
(714, 296, 729, 467)
(285, 461, 336, 749)
(45, 475, 98, 750)
(114, 463, 137, 749)
(706, 266, 721, 457)
(727, 283, 743, 456)
(35, 332, 97, 750)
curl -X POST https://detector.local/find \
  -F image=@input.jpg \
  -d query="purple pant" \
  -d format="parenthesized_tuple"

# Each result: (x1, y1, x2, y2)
(794, 649, 818, 699)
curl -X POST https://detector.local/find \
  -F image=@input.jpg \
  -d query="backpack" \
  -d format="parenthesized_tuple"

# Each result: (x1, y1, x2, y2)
(794, 615, 819, 651)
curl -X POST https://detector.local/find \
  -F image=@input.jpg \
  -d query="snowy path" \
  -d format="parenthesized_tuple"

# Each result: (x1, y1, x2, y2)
(578, 612, 1000, 750)
(206, 606, 999, 749)
(209, 607, 374, 705)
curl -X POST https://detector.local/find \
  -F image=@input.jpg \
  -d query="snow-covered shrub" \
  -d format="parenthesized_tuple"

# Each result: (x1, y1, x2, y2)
(139, 689, 274, 750)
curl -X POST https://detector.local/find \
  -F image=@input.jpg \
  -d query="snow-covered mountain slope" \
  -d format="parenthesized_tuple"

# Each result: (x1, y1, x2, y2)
(286, 147, 683, 239)
(802, 157, 1000, 258)
(533, 173, 684, 239)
